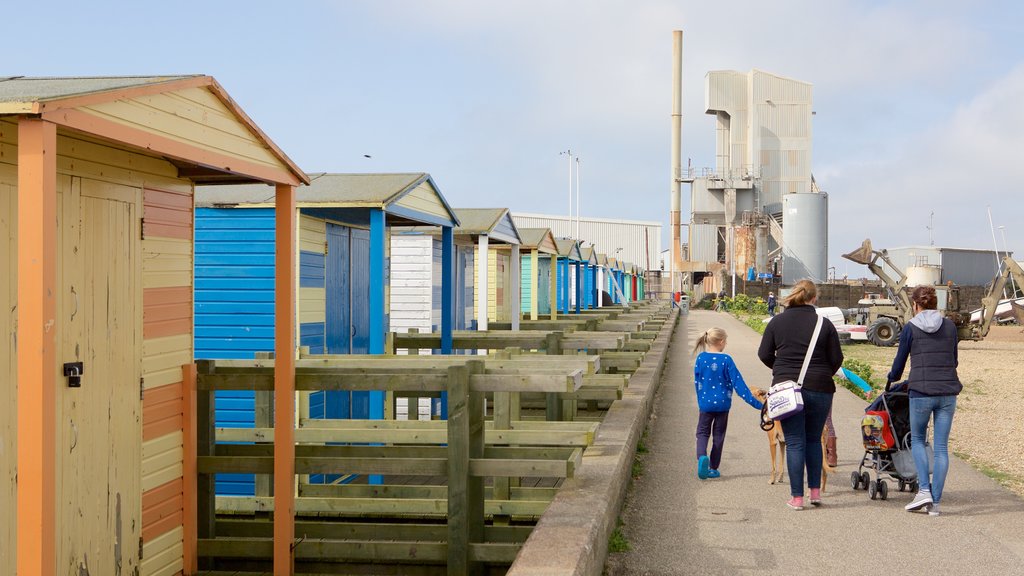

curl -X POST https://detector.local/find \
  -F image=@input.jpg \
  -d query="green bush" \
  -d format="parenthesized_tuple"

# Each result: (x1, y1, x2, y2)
(834, 358, 881, 400)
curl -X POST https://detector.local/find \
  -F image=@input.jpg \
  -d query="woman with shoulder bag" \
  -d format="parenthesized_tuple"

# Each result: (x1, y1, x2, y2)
(757, 280, 844, 510)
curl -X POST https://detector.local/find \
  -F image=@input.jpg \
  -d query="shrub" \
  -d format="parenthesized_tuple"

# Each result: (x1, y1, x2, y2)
(834, 358, 881, 400)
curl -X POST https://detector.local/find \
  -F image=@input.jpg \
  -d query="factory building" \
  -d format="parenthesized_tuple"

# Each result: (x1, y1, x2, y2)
(682, 69, 828, 290)
(883, 246, 1014, 286)
(511, 212, 661, 272)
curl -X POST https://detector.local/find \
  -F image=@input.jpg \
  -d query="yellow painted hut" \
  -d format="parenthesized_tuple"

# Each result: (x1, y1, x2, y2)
(0, 76, 307, 576)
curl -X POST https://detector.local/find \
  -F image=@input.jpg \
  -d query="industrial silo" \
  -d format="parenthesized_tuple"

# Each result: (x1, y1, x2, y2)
(782, 193, 828, 284)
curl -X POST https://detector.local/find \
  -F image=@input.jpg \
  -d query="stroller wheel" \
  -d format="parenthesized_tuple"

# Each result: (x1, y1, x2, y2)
(860, 472, 871, 491)
(869, 480, 878, 500)
(910, 480, 919, 493)
(850, 471, 861, 490)
(898, 479, 906, 492)
(879, 480, 889, 501)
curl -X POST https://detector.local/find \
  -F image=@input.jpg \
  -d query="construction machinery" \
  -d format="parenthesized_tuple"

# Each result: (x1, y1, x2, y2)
(842, 239, 971, 346)
(970, 255, 1024, 339)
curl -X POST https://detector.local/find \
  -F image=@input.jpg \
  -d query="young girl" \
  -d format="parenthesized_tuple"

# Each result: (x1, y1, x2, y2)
(693, 327, 763, 479)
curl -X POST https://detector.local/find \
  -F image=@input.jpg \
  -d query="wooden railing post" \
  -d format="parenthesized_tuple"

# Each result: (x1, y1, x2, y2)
(195, 360, 217, 569)
(544, 332, 563, 421)
(447, 360, 485, 575)
(181, 363, 198, 575)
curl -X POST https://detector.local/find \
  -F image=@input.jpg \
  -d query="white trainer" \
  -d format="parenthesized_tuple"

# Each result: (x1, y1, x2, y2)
(928, 503, 941, 516)
(905, 490, 933, 512)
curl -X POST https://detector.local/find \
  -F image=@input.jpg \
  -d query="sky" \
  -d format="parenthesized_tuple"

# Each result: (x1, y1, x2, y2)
(6, 0, 1023, 279)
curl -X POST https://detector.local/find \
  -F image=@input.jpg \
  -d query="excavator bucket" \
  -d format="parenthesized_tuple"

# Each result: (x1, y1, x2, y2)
(842, 239, 875, 266)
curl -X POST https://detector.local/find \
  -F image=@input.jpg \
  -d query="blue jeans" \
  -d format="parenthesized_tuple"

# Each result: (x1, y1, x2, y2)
(779, 389, 833, 497)
(910, 395, 957, 503)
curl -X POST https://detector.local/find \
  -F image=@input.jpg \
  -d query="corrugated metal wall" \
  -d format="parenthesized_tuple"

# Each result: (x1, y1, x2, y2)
(511, 213, 660, 271)
(886, 246, 1010, 286)
(690, 223, 722, 263)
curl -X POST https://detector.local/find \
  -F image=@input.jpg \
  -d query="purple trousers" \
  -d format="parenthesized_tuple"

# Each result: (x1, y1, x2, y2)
(696, 411, 730, 470)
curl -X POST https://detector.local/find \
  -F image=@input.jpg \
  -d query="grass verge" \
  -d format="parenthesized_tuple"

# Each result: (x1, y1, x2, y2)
(608, 518, 630, 553)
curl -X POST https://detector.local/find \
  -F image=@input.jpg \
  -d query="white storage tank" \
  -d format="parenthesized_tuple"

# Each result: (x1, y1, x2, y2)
(782, 193, 828, 284)
(906, 264, 942, 287)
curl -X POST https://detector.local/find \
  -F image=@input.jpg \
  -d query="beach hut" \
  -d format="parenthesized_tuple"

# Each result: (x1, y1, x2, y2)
(453, 208, 523, 330)
(595, 252, 610, 306)
(517, 227, 559, 319)
(580, 246, 600, 309)
(0, 75, 307, 576)
(195, 173, 459, 493)
(390, 225, 475, 338)
(607, 257, 623, 303)
(554, 238, 584, 313)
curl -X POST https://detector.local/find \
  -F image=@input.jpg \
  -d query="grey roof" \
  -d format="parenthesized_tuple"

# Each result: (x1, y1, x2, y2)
(517, 228, 555, 251)
(555, 238, 582, 260)
(0, 75, 200, 103)
(453, 208, 505, 235)
(196, 172, 458, 227)
(197, 173, 430, 207)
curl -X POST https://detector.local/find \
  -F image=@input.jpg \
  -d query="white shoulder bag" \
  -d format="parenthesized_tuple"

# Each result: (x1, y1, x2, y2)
(766, 314, 824, 421)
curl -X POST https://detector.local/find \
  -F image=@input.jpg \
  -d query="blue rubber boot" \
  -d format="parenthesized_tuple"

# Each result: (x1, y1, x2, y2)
(697, 455, 710, 479)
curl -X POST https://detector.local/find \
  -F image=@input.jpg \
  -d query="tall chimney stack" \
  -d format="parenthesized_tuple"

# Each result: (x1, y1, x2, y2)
(670, 30, 683, 292)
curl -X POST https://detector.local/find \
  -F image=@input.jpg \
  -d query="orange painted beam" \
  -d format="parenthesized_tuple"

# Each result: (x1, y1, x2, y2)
(17, 117, 57, 576)
(41, 108, 303, 187)
(274, 184, 296, 575)
(181, 363, 198, 575)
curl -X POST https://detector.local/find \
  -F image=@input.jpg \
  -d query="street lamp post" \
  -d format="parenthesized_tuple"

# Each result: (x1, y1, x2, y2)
(560, 150, 573, 228)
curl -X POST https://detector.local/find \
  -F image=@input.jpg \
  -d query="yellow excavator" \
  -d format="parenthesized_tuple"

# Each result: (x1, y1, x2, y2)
(972, 255, 1024, 339)
(841, 239, 972, 346)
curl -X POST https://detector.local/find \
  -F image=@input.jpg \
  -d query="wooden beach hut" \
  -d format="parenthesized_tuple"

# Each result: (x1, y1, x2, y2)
(608, 256, 623, 304)
(0, 75, 307, 576)
(195, 173, 459, 492)
(580, 246, 600, 309)
(517, 227, 559, 319)
(453, 208, 523, 330)
(554, 238, 584, 313)
(595, 252, 610, 306)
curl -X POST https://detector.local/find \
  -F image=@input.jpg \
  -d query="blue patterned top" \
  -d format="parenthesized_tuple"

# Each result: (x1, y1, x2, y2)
(693, 352, 763, 413)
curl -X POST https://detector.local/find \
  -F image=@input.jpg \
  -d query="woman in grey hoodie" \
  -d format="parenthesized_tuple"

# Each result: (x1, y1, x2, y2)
(886, 285, 963, 516)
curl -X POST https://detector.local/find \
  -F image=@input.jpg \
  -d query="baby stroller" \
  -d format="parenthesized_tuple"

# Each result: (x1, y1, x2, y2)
(851, 381, 923, 500)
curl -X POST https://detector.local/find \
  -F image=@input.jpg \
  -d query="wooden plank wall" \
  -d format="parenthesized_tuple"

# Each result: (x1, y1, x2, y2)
(141, 185, 194, 576)
(390, 235, 434, 340)
(0, 118, 193, 576)
(80, 87, 285, 175)
(0, 153, 16, 576)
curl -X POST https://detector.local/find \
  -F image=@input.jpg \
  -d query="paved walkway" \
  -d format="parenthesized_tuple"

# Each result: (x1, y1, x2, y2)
(606, 310, 1024, 576)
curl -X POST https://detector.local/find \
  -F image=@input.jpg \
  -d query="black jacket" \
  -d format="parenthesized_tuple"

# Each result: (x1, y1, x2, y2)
(757, 304, 845, 393)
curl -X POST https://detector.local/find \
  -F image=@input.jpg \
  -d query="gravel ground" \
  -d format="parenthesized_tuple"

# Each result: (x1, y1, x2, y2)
(841, 324, 1024, 498)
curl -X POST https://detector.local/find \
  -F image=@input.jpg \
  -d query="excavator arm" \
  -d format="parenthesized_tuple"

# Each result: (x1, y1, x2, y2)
(977, 256, 1024, 338)
(842, 239, 913, 322)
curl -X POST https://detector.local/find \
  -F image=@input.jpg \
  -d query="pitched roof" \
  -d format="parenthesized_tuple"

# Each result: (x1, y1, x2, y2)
(554, 238, 583, 260)
(0, 75, 307, 186)
(196, 173, 458, 227)
(0, 75, 197, 104)
(517, 228, 558, 254)
(453, 208, 521, 244)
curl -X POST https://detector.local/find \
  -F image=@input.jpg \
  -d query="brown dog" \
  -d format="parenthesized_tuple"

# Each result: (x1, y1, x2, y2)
(753, 388, 786, 484)
(754, 388, 835, 490)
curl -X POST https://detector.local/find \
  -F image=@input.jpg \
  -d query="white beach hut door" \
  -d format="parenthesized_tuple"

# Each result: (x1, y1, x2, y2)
(57, 176, 142, 574)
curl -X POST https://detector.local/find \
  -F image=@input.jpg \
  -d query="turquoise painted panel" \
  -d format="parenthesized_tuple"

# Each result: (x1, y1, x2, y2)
(520, 255, 532, 314)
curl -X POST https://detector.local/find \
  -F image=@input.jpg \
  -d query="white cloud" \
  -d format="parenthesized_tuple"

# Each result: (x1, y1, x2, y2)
(826, 63, 1024, 270)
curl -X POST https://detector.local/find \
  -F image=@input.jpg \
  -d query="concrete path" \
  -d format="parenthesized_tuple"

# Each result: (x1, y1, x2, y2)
(606, 310, 1024, 576)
